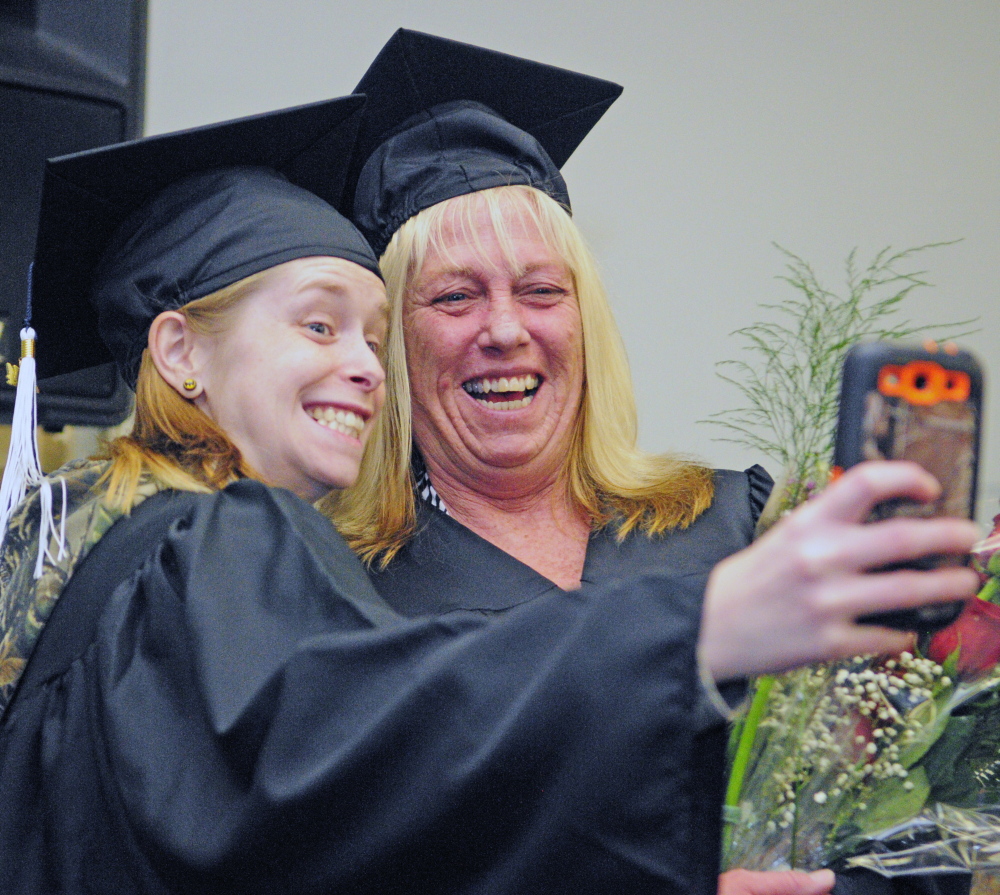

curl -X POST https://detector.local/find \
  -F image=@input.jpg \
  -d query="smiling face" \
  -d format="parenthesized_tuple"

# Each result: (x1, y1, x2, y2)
(403, 196, 584, 492)
(193, 256, 388, 501)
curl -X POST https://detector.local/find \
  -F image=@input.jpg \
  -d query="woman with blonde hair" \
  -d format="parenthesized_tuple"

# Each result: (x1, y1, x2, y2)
(333, 30, 976, 895)
(2, 91, 957, 895)
(0, 96, 412, 892)
(337, 181, 718, 568)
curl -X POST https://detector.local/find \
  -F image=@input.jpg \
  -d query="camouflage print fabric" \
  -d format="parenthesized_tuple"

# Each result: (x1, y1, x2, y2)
(0, 458, 162, 714)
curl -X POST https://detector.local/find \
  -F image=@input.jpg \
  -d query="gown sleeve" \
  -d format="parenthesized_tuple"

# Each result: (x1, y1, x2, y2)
(16, 479, 726, 894)
(831, 869, 971, 895)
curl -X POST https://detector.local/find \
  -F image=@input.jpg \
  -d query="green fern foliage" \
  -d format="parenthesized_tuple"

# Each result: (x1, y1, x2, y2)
(705, 241, 974, 496)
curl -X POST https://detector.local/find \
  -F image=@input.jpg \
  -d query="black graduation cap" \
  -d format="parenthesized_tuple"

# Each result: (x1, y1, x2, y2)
(349, 29, 623, 256)
(31, 94, 380, 386)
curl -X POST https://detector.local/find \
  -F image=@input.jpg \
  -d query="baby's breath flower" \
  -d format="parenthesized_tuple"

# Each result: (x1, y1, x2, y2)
(713, 243, 990, 875)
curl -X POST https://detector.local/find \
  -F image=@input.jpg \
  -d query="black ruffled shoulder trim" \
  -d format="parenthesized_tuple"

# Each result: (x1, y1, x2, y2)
(745, 464, 774, 527)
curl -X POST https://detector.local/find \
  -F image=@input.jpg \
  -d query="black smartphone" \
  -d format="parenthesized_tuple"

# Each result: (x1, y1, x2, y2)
(833, 340, 984, 633)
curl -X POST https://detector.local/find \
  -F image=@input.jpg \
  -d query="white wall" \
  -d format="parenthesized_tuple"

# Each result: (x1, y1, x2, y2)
(146, 1, 1000, 522)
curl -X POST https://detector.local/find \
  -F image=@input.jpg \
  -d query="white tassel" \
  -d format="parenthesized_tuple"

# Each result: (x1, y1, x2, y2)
(0, 328, 44, 528)
(36, 476, 68, 578)
(32, 477, 63, 580)
(0, 327, 65, 576)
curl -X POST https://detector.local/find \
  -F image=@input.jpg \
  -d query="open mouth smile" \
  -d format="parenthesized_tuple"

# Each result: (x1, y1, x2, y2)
(307, 406, 366, 437)
(462, 374, 541, 410)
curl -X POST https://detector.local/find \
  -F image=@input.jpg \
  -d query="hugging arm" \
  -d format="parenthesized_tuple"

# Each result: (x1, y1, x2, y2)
(73, 482, 727, 894)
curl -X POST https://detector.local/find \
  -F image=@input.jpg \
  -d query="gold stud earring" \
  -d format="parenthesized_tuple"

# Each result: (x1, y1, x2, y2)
(183, 379, 197, 392)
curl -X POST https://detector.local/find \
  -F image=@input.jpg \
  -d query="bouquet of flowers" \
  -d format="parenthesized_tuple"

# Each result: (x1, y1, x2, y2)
(723, 537, 1000, 875)
(703, 242, 1000, 877)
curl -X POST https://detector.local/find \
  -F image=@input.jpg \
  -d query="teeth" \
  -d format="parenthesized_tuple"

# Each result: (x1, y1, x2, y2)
(308, 407, 364, 437)
(482, 396, 533, 411)
(464, 374, 539, 395)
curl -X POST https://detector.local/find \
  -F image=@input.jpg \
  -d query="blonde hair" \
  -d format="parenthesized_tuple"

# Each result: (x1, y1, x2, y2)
(100, 271, 271, 509)
(329, 185, 714, 565)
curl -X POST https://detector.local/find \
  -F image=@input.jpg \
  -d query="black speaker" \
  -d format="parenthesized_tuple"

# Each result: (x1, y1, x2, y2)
(0, 0, 146, 429)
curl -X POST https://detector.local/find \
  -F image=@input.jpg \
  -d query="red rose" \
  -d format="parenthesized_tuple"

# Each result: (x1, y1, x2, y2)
(851, 715, 875, 762)
(927, 598, 1000, 679)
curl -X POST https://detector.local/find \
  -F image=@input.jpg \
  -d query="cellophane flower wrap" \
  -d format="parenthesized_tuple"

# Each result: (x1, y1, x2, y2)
(704, 242, 997, 878)
(723, 516, 1000, 876)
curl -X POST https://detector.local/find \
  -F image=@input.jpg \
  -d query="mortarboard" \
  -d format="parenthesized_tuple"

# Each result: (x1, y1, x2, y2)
(349, 29, 623, 256)
(0, 95, 382, 556)
(30, 94, 379, 387)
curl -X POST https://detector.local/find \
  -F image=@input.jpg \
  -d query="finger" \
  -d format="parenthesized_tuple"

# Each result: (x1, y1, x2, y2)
(796, 517, 980, 575)
(823, 626, 916, 664)
(817, 566, 979, 620)
(797, 461, 940, 525)
(754, 618, 916, 675)
(718, 868, 835, 895)
(853, 517, 980, 570)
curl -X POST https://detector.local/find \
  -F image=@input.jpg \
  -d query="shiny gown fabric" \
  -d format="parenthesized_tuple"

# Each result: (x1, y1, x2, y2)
(370, 466, 772, 895)
(0, 478, 737, 894)
(369, 466, 972, 895)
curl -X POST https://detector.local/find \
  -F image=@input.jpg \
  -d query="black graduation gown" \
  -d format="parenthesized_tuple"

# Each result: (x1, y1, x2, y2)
(370, 467, 770, 895)
(369, 469, 973, 895)
(0, 478, 735, 895)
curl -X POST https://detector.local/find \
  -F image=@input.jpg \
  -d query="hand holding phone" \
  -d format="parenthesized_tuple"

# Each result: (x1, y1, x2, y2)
(833, 341, 984, 633)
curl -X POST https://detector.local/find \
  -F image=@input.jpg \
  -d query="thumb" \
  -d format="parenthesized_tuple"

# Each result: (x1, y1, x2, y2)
(719, 867, 836, 895)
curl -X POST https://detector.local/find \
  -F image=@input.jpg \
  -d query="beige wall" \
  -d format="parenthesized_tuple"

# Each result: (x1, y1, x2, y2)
(60, 2, 1000, 521)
